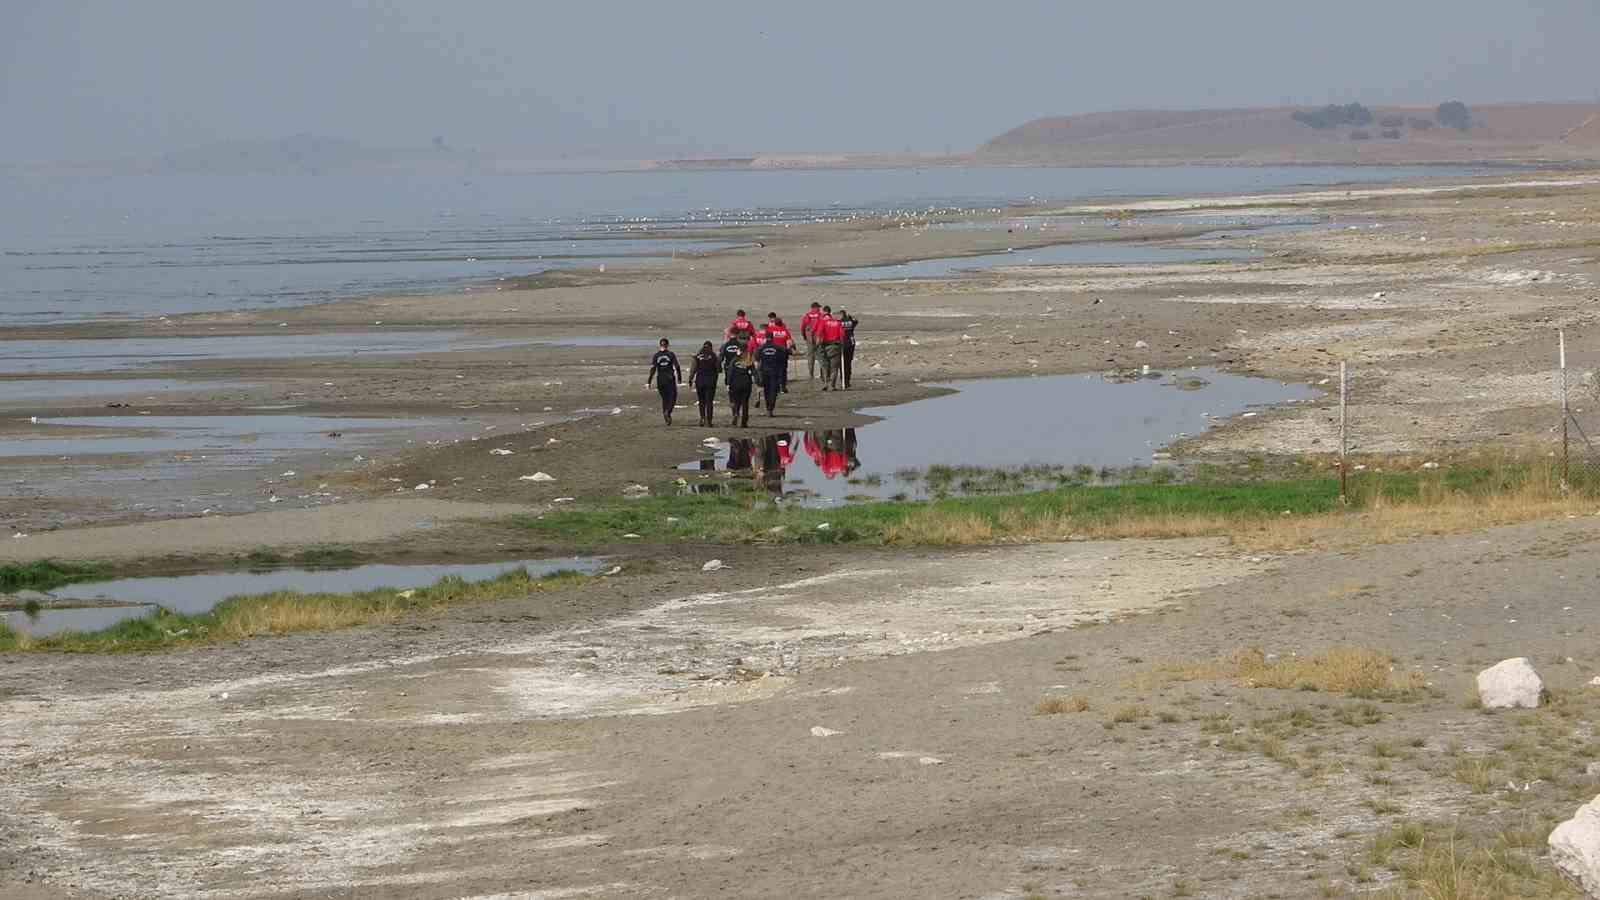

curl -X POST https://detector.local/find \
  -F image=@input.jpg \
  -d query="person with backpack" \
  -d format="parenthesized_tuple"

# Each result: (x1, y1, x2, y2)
(646, 338, 682, 425)
(835, 308, 859, 390)
(689, 340, 721, 427)
(756, 324, 789, 416)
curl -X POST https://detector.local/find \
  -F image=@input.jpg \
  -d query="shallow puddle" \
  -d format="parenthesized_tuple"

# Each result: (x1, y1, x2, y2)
(0, 414, 431, 459)
(810, 241, 1262, 281)
(681, 370, 1318, 503)
(3, 556, 604, 638)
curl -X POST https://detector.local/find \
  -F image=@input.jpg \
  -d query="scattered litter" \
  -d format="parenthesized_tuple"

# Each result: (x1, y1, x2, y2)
(610, 407, 623, 415)
(1422, 461, 1440, 469)
(816, 523, 832, 531)
(602, 565, 623, 576)
(489, 448, 514, 456)
(553, 497, 575, 503)
(622, 533, 642, 539)
(701, 559, 727, 572)
(413, 483, 430, 491)
(810, 726, 842, 737)
(397, 589, 416, 600)
(918, 756, 945, 766)
(280, 471, 296, 477)
(1134, 340, 1149, 349)
(520, 472, 556, 482)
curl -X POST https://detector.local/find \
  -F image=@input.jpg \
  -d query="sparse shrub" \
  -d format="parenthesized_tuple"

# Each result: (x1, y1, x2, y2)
(1291, 102, 1374, 130)
(1035, 694, 1090, 715)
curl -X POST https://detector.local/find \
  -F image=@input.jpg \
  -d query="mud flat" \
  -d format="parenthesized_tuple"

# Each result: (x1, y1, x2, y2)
(7, 169, 1600, 896)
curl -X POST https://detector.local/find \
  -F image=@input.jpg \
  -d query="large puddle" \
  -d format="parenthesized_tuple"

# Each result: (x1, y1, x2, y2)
(682, 370, 1318, 503)
(810, 240, 1262, 281)
(0, 414, 430, 460)
(3, 556, 604, 638)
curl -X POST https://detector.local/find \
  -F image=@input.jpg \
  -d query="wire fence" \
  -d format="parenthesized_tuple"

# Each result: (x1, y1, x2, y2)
(1326, 330, 1600, 501)
(1557, 330, 1600, 491)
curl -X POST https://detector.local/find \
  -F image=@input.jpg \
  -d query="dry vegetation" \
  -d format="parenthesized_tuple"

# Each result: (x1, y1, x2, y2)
(1139, 646, 1429, 696)
(1033, 694, 1090, 715)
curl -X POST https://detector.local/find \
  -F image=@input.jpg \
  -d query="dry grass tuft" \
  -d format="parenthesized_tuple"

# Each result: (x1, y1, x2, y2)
(1141, 646, 1427, 696)
(1034, 694, 1091, 715)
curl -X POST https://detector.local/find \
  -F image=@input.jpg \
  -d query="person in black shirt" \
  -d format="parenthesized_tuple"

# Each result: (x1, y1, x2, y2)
(646, 338, 682, 425)
(689, 341, 721, 427)
(726, 351, 755, 427)
(836, 308, 859, 390)
(757, 328, 789, 417)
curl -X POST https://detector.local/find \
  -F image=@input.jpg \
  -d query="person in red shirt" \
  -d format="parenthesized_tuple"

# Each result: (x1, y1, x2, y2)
(725, 309, 754, 342)
(816, 306, 844, 391)
(798, 302, 825, 381)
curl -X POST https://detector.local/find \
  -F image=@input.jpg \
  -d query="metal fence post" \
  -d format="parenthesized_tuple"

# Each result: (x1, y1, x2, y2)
(1561, 330, 1570, 490)
(1336, 361, 1347, 505)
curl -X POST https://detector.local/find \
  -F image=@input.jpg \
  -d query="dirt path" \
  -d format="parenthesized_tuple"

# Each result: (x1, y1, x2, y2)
(6, 518, 1600, 897)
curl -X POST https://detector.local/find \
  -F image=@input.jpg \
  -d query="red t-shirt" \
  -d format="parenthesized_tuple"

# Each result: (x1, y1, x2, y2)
(800, 309, 824, 338)
(726, 316, 753, 339)
(817, 316, 844, 343)
(767, 325, 794, 349)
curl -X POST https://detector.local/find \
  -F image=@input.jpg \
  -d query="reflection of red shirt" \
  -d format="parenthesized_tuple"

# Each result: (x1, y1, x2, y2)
(817, 316, 844, 342)
(819, 449, 848, 478)
(803, 433, 825, 465)
(775, 437, 795, 467)
(800, 309, 824, 338)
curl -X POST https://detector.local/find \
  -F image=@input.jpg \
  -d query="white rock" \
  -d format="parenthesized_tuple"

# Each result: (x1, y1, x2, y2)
(1134, 340, 1149, 348)
(810, 726, 841, 737)
(610, 407, 623, 415)
(489, 448, 514, 456)
(1589, 676, 1600, 687)
(1422, 461, 1440, 470)
(917, 756, 945, 766)
(413, 483, 430, 491)
(1477, 657, 1543, 709)
(701, 559, 727, 572)
(1550, 795, 1600, 895)
(520, 472, 556, 482)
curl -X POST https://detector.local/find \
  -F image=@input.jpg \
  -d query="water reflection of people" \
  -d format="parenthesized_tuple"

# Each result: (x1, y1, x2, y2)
(803, 428, 860, 479)
(755, 433, 792, 496)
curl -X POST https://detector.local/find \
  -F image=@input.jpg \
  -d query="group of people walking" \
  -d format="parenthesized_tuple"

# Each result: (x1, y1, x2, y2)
(645, 302, 859, 427)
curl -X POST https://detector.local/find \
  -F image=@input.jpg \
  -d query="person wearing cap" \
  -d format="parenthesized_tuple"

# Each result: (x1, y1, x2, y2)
(646, 338, 682, 425)
(799, 301, 825, 381)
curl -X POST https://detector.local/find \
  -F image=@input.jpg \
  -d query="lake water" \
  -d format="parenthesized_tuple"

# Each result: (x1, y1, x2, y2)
(811, 241, 1262, 281)
(682, 370, 1319, 504)
(3, 556, 604, 638)
(0, 165, 1482, 326)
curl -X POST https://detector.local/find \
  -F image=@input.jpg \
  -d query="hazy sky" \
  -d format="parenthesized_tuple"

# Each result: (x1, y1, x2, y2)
(3, 0, 1597, 162)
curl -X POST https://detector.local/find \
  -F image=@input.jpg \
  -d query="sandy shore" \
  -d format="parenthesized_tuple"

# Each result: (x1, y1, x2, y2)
(6, 169, 1600, 897)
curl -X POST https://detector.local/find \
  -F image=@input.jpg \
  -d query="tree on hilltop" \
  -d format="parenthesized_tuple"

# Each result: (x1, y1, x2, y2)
(1436, 101, 1473, 131)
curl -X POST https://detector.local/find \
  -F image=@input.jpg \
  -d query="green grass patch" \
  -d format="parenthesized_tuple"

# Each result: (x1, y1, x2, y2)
(518, 476, 1345, 547)
(0, 566, 594, 653)
(0, 560, 104, 592)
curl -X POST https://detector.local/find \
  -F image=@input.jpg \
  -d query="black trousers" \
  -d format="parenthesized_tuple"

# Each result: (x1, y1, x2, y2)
(695, 383, 715, 422)
(842, 342, 855, 387)
(729, 386, 751, 425)
(657, 383, 677, 418)
(761, 369, 783, 413)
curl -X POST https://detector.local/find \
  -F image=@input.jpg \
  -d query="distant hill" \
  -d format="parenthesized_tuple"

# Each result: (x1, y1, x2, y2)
(978, 103, 1600, 165)
(103, 134, 486, 175)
